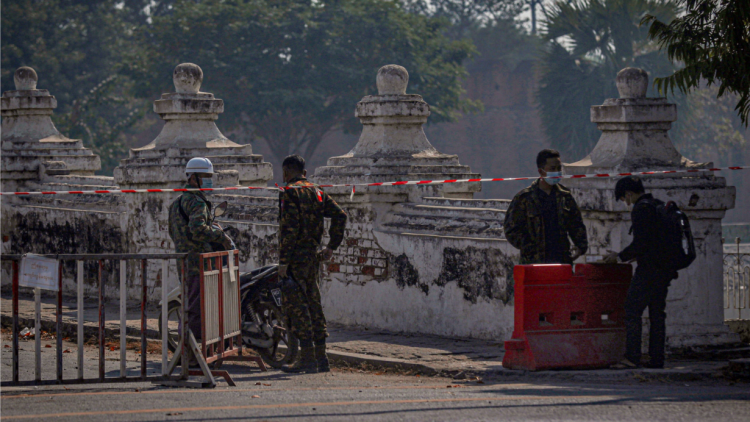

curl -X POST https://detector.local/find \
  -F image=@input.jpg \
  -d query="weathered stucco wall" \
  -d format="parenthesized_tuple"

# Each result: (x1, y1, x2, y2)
(316, 198, 517, 340)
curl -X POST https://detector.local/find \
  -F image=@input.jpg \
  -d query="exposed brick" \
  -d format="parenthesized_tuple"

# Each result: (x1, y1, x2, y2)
(359, 248, 368, 257)
(374, 268, 385, 276)
(346, 256, 358, 264)
(358, 256, 367, 264)
(361, 266, 375, 276)
(372, 258, 386, 267)
(347, 238, 359, 246)
(328, 263, 340, 273)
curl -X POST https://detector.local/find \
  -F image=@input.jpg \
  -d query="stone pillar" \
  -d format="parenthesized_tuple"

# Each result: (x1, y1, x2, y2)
(313, 64, 479, 201)
(565, 68, 738, 347)
(114, 63, 272, 188)
(1, 67, 102, 191)
(308, 65, 520, 340)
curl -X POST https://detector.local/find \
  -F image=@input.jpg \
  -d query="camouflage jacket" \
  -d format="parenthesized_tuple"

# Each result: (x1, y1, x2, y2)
(503, 179, 588, 264)
(168, 186, 225, 277)
(279, 177, 347, 267)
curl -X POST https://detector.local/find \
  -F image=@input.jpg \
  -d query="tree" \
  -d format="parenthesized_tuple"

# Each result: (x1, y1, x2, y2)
(403, 0, 525, 39)
(1, 0, 149, 174)
(673, 84, 748, 166)
(126, 0, 479, 162)
(537, 0, 681, 158)
(642, 0, 750, 126)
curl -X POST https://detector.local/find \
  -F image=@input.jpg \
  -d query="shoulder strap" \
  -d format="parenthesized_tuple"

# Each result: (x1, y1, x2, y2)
(178, 196, 190, 223)
(177, 194, 194, 241)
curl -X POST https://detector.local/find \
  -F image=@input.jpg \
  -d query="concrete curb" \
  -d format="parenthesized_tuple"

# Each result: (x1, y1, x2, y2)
(326, 349, 440, 375)
(325, 346, 729, 382)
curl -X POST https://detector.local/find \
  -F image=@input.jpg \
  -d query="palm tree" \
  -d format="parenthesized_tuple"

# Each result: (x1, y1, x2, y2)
(536, 0, 680, 159)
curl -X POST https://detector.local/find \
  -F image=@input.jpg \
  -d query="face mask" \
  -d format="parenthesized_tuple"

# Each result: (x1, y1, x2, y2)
(544, 171, 562, 185)
(201, 177, 213, 189)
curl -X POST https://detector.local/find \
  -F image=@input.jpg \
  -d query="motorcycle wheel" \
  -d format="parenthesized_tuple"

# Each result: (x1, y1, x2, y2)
(158, 301, 182, 354)
(247, 302, 299, 369)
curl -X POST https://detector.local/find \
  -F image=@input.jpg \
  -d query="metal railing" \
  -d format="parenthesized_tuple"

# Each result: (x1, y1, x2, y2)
(723, 238, 750, 320)
(1, 253, 186, 386)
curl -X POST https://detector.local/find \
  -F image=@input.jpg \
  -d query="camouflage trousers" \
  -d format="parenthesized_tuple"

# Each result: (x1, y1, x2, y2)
(284, 258, 327, 344)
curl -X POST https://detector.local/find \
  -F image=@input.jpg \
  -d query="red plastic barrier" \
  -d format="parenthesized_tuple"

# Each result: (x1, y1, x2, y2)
(502, 263, 632, 371)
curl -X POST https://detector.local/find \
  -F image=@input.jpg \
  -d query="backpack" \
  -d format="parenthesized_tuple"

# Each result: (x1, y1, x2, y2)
(653, 199, 696, 271)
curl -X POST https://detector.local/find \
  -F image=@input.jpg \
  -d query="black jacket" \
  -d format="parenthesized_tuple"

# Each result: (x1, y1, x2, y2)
(618, 194, 669, 271)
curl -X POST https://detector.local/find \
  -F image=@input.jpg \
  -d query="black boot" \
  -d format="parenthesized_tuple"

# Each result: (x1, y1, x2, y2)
(281, 347, 318, 374)
(315, 344, 330, 373)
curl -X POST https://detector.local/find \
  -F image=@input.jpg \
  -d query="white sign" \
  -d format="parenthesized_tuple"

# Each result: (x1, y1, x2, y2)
(227, 250, 236, 283)
(19, 254, 59, 291)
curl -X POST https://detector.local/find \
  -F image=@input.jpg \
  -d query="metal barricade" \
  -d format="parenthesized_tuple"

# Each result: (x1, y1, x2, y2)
(1, 253, 186, 387)
(724, 237, 750, 320)
(159, 250, 266, 389)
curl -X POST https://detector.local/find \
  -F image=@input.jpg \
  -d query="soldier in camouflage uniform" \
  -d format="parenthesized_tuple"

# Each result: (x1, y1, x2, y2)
(278, 155, 347, 374)
(168, 157, 233, 341)
(503, 149, 588, 264)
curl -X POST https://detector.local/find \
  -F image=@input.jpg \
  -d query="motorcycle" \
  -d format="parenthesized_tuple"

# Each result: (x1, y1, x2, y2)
(159, 201, 299, 368)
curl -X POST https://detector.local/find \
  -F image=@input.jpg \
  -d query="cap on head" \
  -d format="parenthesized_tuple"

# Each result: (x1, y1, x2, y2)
(185, 157, 214, 175)
(173, 63, 203, 94)
(376, 65, 408, 95)
(14, 67, 38, 90)
(614, 176, 645, 201)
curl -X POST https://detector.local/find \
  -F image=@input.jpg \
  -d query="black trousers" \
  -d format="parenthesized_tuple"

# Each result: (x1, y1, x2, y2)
(624, 268, 673, 365)
(186, 274, 202, 340)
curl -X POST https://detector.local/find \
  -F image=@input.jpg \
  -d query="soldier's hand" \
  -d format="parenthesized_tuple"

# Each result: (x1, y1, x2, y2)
(603, 252, 619, 264)
(321, 247, 334, 261)
(278, 265, 288, 279)
(221, 234, 233, 250)
(570, 245, 583, 261)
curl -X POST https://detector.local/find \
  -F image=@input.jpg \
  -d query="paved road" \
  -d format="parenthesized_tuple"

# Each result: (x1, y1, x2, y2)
(3, 372, 749, 421)
(3, 337, 749, 421)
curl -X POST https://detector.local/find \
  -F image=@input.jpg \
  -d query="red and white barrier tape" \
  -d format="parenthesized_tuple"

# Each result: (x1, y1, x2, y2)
(0, 166, 746, 196)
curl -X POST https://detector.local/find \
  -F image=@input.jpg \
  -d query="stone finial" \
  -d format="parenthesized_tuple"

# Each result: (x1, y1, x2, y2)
(14, 67, 38, 90)
(173, 63, 203, 94)
(616, 67, 648, 99)
(376, 65, 408, 95)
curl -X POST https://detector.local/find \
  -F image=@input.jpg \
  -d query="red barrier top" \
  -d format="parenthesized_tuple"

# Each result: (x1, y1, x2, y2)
(514, 264, 572, 285)
(512, 263, 632, 337)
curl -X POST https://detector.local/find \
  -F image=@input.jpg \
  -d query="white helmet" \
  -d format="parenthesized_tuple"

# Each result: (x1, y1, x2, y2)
(185, 157, 214, 175)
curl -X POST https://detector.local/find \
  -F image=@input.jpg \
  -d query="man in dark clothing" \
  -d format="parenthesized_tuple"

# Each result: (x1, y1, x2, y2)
(504, 149, 588, 264)
(604, 176, 678, 369)
(278, 154, 347, 374)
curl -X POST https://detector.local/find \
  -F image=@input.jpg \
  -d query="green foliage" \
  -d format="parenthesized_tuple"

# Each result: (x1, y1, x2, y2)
(126, 0, 479, 162)
(642, 0, 750, 126)
(672, 84, 748, 165)
(404, 0, 536, 71)
(1, 0, 149, 174)
(537, 0, 681, 159)
(468, 17, 540, 71)
(403, 0, 525, 39)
